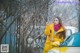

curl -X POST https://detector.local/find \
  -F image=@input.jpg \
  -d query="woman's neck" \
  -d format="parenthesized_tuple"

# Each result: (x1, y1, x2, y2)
(54, 23, 61, 31)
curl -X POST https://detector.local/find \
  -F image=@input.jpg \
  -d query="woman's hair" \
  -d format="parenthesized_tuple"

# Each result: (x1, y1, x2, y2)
(54, 16, 62, 25)
(59, 30, 66, 39)
(54, 16, 66, 39)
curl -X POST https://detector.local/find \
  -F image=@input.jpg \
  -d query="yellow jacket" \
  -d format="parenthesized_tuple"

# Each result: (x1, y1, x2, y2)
(43, 23, 65, 53)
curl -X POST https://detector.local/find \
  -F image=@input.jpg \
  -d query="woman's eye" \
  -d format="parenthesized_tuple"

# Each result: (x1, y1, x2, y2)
(54, 20, 58, 21)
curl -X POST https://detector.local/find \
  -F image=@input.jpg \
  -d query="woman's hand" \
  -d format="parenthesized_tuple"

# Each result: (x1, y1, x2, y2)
(46, 22, 48, 25)
(50, 38, 54, 42)
(46, 22, 50, 25)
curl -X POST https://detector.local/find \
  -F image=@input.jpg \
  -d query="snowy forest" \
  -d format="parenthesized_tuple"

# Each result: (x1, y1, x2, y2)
(0, 0, 80, 53)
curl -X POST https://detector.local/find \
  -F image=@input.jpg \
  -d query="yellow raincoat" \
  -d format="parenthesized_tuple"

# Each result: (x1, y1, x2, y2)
(43, 23, 65, 53)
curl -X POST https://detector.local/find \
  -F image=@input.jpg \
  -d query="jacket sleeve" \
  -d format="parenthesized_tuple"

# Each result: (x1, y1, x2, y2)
(54, 38, 64, 43)
(44, 24, 50, 36)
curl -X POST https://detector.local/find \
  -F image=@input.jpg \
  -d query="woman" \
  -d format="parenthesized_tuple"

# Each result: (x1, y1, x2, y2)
(43, 17, 66, 53)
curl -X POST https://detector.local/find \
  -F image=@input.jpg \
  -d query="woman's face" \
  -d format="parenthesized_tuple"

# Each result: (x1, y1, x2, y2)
(54, 18, 59, 25)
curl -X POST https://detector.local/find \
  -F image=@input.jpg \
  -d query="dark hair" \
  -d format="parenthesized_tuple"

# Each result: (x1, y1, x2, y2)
(59, 30, 66, 39)
(54, 16, 62, 25)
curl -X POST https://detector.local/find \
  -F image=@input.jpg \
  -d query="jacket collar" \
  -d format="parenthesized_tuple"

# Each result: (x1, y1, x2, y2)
(56, 27, 65, 33)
